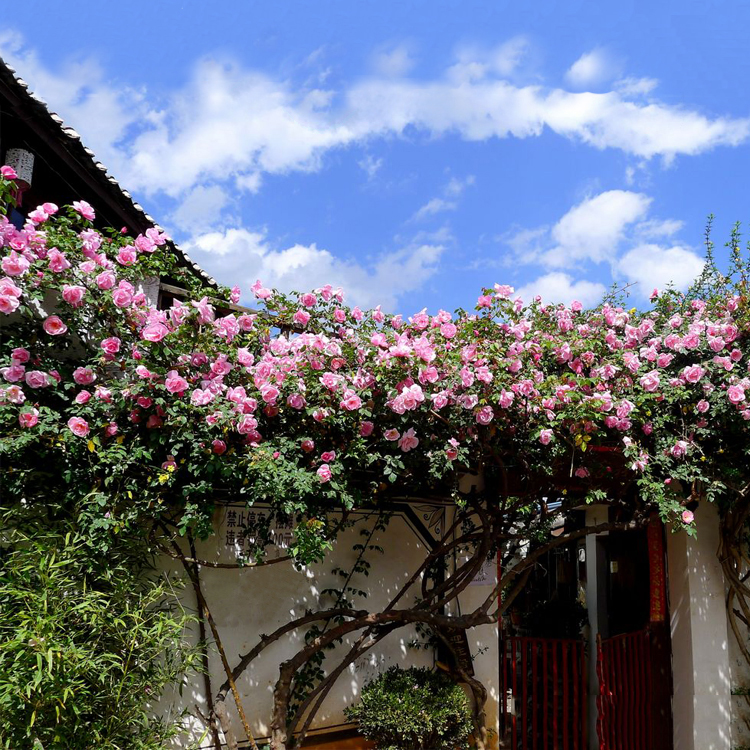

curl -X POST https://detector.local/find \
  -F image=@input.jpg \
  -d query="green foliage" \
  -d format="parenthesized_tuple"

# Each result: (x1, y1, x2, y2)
(345, 666, 473, 750)
(0, 512, 197, 749)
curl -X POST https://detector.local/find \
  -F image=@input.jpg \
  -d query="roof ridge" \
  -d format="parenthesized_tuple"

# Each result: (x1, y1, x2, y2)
(0, 56, 215, 286)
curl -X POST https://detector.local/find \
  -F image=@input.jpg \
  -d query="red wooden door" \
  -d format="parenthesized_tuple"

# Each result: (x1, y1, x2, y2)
(595, 625, 672, 750)
(501, 637, 587, 749)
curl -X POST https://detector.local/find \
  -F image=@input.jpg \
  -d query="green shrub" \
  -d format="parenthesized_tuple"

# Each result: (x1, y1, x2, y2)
(345, 666, 473, 750)
(0, 518, 197, 749)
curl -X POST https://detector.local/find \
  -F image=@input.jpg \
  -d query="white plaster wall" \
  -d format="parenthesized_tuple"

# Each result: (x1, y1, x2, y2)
(667, 501, 733, 750)
(159, 505, 485, 747)
(454, 569, 501, 747)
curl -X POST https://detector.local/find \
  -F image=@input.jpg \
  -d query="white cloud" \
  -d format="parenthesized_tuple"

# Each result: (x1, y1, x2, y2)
(616, 243, 705, 294)
(3, 31, 748, 202)
(170, 185, 230, 232)
(614, 77, 659, 97)
(507, 190, 704, 300)
(445, 174, 476, 197)
(535, 190, 651, 266)
(372, 44, 415, 77)
(516, 272, 607, 307)
(410, 174, 475, 222)
(120, 59, 356, 197)
(0, 30, 145, 169)
(344, 77, 749, 163)
(412, 197, 457, 221)
(235, 172, 263, 194)
(358, 154, 383, 179)
(448, 38, 530, 82)
(633, 217, 684, 239)
(565, 48, 619, 89)
(182, 228, 445, 310)
(492, 37, 531, 76)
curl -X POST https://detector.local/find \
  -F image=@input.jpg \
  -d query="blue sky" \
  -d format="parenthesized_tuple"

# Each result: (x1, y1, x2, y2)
(5, 0, 750, 313)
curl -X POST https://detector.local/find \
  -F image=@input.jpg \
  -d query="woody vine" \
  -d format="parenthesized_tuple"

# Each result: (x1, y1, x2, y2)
(1, 166, 750, 749)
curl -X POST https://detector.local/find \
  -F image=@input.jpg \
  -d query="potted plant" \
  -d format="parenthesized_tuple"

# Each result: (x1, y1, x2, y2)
(345, 666, 473, 750)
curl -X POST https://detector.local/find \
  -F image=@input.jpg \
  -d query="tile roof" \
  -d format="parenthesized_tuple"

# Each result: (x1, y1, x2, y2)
(0, 58, 215, 286)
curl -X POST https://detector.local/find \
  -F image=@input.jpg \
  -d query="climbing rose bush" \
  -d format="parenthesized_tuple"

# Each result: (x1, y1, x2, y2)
(1, 169, 749, 558)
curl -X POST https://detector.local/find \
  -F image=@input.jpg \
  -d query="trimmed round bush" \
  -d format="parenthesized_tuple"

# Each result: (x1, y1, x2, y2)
(345, 666, 473, 750)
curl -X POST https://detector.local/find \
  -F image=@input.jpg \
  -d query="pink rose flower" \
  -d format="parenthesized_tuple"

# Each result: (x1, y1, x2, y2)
(3, 385, 24, 403)
(141, 323, 169, 342)
(191, 388, 215, 406)
(0, 165, 18, 179)
(360, 421, 374, 437)
(476, 405, 494, 425)
(73, 367, 96, 385)
(639, 370, 660, 393)
(1, 251, 30, 276)
(19, 408, 39, 428)
(340, 389, 362, 411)
(11, 348, 30, 364)
(398, 428, 419, 452)
(293, 309, 311, 326)
(681, 510, 694, 524)
(384, 429, 400, 441)
(321, 450, 336, 463)
(75, 390, 92, 404)
(101, 337, 121, 355)
(237, 415, 259, 434)
(251, 279, 272, 300)
(116, 246, 137, 266)
(67, 416, 90, 437)
(96, 270, 116, 290)
(62, 284, 86, 307)
(260, 383, 280, 404)
(72, 200, 96, 221)
(3, 364, 25, 382)
(112, 287, 133, 307)
(42, 315, 67, 336)
(440, 322, 457, 339)
(498, 389, 515, 408)
(212, 439, 227, 455)
(301, 439, 315, 453)
(287, 393, 306, 409)
(47, 249, 71, 273)
(164, 371, 189, 395)
(24, 370, 49, 389)
(0, 294, 21, 314)
(539, 429, 553, 445)
(696, 399, 710, 413)
(95, 386, 112, 402)
(300, 292, 317, 308)
(317, 464, 332, 482)
(728, 385, 746, 404)
(682, 365, 705, 384)
(494, 284, 514, 298)
(671, 440, 689, 458)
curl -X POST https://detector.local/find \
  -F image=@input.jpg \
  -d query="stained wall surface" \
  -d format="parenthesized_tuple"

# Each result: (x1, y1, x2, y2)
(158, 502, 500, 748)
